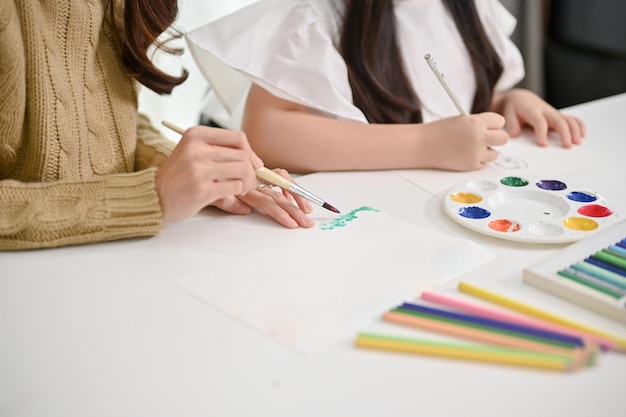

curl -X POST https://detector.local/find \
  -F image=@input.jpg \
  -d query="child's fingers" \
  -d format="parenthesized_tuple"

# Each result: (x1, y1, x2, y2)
(502, 107, 521, 137)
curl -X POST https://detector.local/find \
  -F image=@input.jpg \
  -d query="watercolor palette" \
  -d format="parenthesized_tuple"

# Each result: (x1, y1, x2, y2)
(443, 176, 619, 243)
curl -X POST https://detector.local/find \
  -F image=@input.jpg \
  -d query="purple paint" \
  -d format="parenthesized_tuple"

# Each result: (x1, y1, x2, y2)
(567, 191, 597, 203)
(458, 206, 491, 219)
(536, 179, 567, 191)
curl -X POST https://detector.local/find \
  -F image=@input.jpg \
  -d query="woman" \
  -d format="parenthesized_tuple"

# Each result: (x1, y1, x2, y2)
(0, 0, 313, 251)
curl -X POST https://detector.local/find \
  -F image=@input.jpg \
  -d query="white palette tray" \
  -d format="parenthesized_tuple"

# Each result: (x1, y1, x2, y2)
(443, 176, 619, 243)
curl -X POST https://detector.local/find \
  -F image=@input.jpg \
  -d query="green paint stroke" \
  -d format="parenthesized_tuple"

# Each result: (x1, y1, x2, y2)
(319, 206, 380, 230)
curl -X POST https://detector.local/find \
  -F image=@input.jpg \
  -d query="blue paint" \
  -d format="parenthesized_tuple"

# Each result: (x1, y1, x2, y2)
(536, 179, 567, 191)
(567, 191, 597, 203)
(458, 206, 490, 219)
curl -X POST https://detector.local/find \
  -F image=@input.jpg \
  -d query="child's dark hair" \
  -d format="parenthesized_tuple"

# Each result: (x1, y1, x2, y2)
(109, 0, 188, 94)
(339, 0, 503, 123)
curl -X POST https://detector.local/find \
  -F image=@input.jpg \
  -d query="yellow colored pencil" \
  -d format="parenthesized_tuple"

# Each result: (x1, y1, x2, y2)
(458, 281, 626, 351)
(355, 333, 575, 372)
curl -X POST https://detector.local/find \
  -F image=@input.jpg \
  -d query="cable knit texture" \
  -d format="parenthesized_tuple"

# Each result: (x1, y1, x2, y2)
(0, 0, 176, 250)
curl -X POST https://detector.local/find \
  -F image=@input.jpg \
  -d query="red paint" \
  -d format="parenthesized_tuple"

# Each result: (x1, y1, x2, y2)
(577, 204, 613, 218)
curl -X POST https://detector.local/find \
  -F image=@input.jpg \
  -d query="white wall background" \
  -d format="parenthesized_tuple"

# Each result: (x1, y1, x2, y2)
(138, 0, 258, 142)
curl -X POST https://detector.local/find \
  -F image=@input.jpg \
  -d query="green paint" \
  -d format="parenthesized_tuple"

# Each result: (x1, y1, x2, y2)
(319, 206, 380, 230)
(500, 176, 529, 187)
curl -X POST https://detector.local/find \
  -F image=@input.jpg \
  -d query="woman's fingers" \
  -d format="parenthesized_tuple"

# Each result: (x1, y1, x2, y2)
(211, 195, 252, 215)
(238, 187, 315, 229)
(185, 126, 263, 168)
(272, 168, 314, 213)
(157, 125, 313, 226)
(157, 128, 260, 222)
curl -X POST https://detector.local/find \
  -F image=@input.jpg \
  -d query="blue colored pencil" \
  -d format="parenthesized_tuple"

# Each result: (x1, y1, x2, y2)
(607, 245, 626, 260)
(587, 256, 626, 277)
(395, 302, 586, 348)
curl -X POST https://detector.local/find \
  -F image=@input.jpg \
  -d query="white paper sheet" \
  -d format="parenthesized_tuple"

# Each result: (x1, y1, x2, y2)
(173, 205, 493, 355)
(394, 129, 609, 197)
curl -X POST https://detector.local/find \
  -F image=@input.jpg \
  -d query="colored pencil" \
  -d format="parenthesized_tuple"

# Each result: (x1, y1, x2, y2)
(355, 333, 575, 372)
(394, 303, 585, 348)
(383, 311, 595, 368)
(607, 245, 626, 260)
(458, 281, 626, 351)
(421, 290, 614, 350)
(571, 261, 626, 290)
(585, 256, 626, 277)
(160, 121, 340, 213)
(595, 249, 626, 269)
(558, 268, 626, 298)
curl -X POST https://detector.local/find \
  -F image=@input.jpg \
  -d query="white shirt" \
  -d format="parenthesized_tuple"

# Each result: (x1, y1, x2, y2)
(186, 0, 525, 127)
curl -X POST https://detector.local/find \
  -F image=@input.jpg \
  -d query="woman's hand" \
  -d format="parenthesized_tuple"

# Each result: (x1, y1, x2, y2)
(492, 88, 586, 148)
(212, 168, 315, 229)
(419, 112, 509, 171)
(156, 126, 262, 222)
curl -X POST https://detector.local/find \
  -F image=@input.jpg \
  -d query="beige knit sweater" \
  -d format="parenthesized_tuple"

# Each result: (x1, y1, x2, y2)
(0, 0, 177, 250)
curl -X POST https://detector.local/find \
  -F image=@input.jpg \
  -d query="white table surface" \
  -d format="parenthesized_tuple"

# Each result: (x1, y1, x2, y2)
(1, 94, 625, 417)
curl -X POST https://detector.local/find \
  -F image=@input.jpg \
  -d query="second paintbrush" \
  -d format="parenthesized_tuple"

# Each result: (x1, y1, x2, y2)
(161, 121, 340, 213)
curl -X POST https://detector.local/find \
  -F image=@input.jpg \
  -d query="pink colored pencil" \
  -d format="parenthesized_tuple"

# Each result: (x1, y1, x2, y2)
(420, 290, 615, 351)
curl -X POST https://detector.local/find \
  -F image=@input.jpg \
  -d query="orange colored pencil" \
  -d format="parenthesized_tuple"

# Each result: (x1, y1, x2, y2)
(383, 311, 595, 369)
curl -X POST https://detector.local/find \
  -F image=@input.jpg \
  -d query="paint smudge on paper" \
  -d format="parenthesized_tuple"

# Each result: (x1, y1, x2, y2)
(319, 206, 380, 230)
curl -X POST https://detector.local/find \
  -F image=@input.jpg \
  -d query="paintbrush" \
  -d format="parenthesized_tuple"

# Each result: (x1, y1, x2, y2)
(161, 121, 340, 213)
(424, 53, 468, 115)
(425, 53, 508, 165)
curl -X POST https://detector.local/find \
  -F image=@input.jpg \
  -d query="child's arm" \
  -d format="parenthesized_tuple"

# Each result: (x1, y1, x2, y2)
(491, 88, 586, 148)
(243, 84, 508, 174)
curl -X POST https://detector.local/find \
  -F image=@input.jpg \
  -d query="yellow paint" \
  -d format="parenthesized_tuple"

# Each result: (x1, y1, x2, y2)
(450, 192, 482, 204)
(563, 217, 599, 231)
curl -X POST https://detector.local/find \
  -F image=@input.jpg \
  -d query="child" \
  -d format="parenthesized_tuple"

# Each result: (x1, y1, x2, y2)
(186, 0, 585, 173)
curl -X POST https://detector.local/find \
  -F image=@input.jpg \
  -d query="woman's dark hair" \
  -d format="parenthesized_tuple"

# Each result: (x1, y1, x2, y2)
(339, 0, 503, 123)
(109, 0, 188, 94)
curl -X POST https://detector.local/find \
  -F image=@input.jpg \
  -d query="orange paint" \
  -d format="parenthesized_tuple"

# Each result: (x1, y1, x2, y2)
(488, 219, 521, 233)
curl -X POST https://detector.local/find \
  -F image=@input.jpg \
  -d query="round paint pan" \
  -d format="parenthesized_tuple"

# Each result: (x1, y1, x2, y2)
(443, 176, 619, 243)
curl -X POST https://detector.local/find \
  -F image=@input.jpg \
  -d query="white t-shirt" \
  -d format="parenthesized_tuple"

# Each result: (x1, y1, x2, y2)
(186, 0, 525, 127)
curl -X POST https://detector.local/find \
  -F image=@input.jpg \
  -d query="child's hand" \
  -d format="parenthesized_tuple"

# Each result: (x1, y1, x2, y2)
(493, 89, 586, 148)
(421, 112, 509, 171)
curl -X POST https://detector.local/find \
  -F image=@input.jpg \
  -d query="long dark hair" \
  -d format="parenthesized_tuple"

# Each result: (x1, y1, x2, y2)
(339, 0, 503, 123)
(109, 0, 188, 94)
